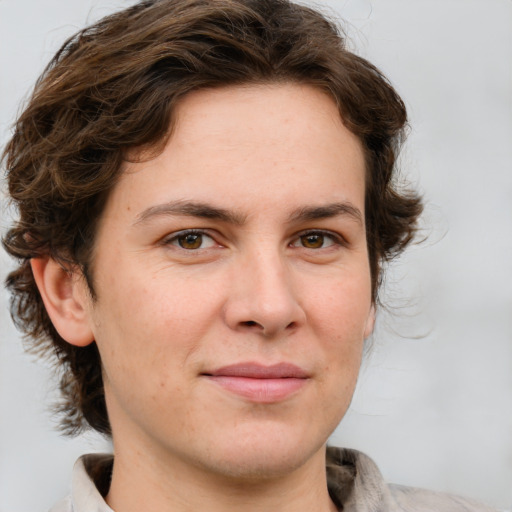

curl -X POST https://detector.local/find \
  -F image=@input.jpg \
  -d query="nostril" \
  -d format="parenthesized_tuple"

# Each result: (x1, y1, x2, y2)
(239, 320, 297, 334)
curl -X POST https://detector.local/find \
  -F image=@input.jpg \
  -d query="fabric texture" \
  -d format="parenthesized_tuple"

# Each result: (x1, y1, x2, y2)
(49, 447, 497, 512)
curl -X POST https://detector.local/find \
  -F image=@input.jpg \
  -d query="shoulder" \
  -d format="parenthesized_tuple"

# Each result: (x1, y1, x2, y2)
(49, 454, 114, 512)
(326, 446, 498, 512)
(389, 483, 498, 512)
(48, 496, 72, 512)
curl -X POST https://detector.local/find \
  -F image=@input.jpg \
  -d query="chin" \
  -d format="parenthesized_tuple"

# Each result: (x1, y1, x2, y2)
(206, 451, 314, 482)
(197, 424, 328, 481)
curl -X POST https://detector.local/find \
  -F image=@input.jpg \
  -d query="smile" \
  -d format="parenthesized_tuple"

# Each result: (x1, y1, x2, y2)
(202, 362, 310, 403)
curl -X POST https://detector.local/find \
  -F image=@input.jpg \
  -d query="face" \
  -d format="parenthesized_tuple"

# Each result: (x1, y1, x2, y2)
(81, 84, 374, 480)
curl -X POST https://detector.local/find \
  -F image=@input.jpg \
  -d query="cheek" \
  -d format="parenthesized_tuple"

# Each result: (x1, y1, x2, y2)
(92, 263, 222, 372)
(305, 273, 370, 384)
(307, 270, 372, 335)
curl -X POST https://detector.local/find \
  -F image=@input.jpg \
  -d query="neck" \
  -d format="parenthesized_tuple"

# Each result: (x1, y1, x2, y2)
(106, 443, 338, 512)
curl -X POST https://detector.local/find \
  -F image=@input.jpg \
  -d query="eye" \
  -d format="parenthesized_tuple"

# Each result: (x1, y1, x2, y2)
(165, 230, 217, 250)
(291, 231, 341, 249)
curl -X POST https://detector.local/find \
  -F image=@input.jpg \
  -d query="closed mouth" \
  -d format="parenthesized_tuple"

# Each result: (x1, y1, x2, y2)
(202, 362, 309, 402)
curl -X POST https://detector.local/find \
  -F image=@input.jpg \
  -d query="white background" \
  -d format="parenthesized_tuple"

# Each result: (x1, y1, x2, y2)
(0, 1, 511, 511)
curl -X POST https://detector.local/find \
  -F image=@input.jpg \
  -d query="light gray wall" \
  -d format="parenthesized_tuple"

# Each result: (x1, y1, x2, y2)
(0, 1, 511, 511)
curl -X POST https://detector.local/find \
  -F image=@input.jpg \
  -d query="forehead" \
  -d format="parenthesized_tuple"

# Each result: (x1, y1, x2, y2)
(170, 84, 361, 167)
(107, 83, 366, 222)
(173, 83, 342, 139)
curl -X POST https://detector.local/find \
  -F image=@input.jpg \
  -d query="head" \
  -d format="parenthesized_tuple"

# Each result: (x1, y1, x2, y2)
(3, 0, 421, 441)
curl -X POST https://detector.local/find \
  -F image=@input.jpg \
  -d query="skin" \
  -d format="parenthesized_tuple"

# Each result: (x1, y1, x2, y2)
(32, 83, 375, 512)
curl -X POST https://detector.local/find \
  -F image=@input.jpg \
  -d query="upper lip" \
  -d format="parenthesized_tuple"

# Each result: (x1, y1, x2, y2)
(204, 362, 309, 379)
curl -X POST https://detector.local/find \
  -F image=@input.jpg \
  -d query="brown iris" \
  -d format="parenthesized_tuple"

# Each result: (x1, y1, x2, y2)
(178, 233, 203, 249)
(300, 233, 324, 249)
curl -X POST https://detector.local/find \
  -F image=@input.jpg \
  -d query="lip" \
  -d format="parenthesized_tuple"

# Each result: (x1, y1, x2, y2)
(202, 362, 310, 403)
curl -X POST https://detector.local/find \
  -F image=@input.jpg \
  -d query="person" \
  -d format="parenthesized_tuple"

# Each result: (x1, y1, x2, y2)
(1, 0, 499, 511)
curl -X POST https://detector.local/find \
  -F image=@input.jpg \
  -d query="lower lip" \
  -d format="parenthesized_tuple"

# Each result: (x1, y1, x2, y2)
(205, 376, 307, 403)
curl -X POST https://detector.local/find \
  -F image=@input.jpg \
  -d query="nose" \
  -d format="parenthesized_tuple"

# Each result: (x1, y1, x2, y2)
(223, 250, 306, 338)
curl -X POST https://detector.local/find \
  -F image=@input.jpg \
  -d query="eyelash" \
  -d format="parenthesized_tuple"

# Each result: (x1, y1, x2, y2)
(292, 230, 345, 250)
(162, 229, 345, 251)
(163, 229, 218, 250)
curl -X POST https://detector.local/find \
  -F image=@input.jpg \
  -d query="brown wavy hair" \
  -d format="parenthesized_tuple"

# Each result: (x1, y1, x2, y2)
(2, 0, 422, 436)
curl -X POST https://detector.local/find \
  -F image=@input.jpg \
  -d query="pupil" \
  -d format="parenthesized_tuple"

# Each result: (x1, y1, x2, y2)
(180, 233, 202, 249)
(303, 234, 323, 248)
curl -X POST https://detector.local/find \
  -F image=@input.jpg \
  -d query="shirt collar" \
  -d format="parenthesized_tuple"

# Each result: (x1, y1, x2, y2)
(65, 447, 390, 512)
(71, 454, 115, 512)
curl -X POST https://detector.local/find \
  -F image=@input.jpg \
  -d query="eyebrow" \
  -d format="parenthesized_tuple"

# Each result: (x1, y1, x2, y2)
(133, 200, 363, 227)
(288, 202, 363, 225)
(133, 200, 247, 226)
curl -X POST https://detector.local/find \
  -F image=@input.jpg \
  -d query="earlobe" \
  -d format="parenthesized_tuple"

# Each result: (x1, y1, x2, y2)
(30, 258, 95, 347)
(364, 304, 376, 339)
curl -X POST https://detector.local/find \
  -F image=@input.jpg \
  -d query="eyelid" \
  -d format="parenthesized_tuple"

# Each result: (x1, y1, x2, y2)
(161, 228, 219, 249)
(291, 229, 347, 247)
(158, 227, 347, 251)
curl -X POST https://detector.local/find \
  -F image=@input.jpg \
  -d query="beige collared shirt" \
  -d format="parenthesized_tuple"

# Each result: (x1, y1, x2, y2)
(49, 447, 497, 512)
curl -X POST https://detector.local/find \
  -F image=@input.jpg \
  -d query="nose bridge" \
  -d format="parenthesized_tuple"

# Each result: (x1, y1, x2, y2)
(225, 240, 305, 336)
(251, 244, 292, 305)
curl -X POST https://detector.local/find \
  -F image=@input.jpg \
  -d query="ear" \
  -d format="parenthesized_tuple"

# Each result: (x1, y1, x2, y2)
(363, 304, 376, 339)
(30, 257, 95, 347)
